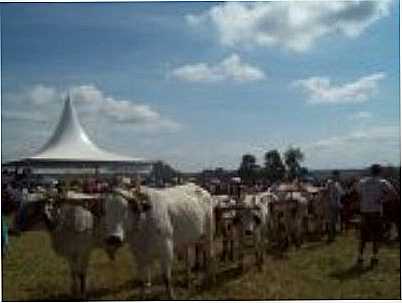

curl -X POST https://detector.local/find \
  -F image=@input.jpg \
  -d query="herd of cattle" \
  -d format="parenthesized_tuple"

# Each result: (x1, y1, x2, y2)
(8, 180, 398, 299)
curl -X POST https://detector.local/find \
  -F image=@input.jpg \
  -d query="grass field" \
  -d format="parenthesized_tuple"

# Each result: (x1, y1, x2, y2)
(2, 230, 400, 301)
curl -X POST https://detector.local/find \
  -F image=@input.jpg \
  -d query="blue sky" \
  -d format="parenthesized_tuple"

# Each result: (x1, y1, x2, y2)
(1, 1, 400, 172)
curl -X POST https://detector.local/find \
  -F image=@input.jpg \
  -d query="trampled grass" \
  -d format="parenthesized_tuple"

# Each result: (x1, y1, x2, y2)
(2, 230, 400, 301)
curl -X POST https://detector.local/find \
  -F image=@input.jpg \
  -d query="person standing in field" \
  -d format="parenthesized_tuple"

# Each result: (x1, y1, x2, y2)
(356, 164, 398, 267)
(2, 216, 9, 258)
(326, 170, 344, 243)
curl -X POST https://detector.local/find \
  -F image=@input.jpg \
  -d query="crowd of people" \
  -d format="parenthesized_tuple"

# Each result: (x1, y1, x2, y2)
(1, 174, 113, 257)
(1, 163, 400, 267)
(322, 165, 399, 266)
(201, 164, 399, 266)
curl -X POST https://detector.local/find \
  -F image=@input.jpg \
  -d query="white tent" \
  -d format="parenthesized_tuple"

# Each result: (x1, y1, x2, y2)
(6, 96, 152, 172)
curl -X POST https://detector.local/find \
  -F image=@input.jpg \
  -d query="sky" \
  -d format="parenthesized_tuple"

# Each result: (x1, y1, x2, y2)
(1, 1, 400, 172)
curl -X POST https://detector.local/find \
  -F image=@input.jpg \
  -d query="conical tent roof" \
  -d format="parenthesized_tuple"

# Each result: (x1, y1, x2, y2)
(21, 96, 147, 165)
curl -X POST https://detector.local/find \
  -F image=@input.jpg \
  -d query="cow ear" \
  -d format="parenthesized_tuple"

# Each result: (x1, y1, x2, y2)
(43, 203, 57, 230)
(43, 202, 52, 218)
(128, 199, 140, 212)
(135, 177, 141, 192)
(142, 201, 152, 212)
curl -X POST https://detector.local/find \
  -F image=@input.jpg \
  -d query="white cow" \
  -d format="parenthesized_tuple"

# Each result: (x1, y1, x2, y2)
(267, 187, 308, 250)
(237, 194, 269, 235)
(234, 193, 270, 270)
(13, 193, 117, 299)
(213, 195, 237, 262)
(284, 191, 308, 247)
(104, 183, 216, 299)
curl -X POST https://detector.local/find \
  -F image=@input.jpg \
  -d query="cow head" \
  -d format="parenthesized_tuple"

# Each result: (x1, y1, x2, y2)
(103, 185, 152, 260)
(234, 206, 263, 236)
(127, 189, 152, 213)
(103, 193, 128, 260)
(270, 202, 287, 232)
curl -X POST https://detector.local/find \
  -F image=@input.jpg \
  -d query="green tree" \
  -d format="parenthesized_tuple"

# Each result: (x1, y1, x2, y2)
(300, 166, 309, 177)
(238, 153, 259, 185)
(264, 149, 286, 183)
(284, 147, 304, 181)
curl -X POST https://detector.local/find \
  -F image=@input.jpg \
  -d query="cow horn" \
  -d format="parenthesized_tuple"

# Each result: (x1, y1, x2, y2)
(135, 191, 152, 212)
(134, 177, 141, 192)
(126, 193, 140, 212)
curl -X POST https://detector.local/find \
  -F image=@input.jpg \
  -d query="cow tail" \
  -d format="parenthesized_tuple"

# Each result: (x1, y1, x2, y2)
(205, 203, 216, 286)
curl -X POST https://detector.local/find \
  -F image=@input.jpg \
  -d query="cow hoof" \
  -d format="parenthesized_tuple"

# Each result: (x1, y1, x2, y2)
(167, 291, 175, 300)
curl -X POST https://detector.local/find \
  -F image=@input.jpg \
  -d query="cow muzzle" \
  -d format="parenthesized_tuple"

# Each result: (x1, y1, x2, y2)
(245, 229, 253, 236)
(105, 235, 124, 247)
(104, 235, 124, 261)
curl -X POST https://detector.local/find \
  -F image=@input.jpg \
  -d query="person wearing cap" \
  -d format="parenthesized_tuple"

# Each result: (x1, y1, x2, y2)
(355, 164, 398, 267)
(325, 170, 344, 243)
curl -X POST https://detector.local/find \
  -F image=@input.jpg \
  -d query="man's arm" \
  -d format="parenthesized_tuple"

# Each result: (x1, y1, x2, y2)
(336, 182, 345, 197)
(382, 180, 398, 202)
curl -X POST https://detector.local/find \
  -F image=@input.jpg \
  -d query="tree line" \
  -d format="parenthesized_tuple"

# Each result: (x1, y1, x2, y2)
(148, 147, 309, 186)
(238, 147, 308, 185)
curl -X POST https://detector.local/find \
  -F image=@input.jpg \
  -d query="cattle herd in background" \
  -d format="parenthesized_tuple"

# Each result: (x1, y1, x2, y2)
(1, 169, 400, 299)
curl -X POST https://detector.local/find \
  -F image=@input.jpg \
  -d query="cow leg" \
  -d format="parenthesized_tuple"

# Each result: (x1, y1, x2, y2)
(70, 271, 79, 298)
(221, 239, 228, 262)
(135, 254, 152, 300)
(161, 239, 175, 299)
(279, 222, 288, 252)
(138, 265, 152, 299)
(295, 222, 303, 248)
(238, 234, 245, 272)
(229, 238, 234, 262)
(204, 237, 216, 288)
(254, 234, 259, 265)
(202, 249, 207, 270)
(185, 246, 191, 289)
(194, 245, 201, 271)
(78, 254, 90, 299)
(255, 234, 263, 271)
(258, 245, 264, 271)
(319, 217, 324, 238)
(68, 257, 81, 299)
(79, 274, 86, 298)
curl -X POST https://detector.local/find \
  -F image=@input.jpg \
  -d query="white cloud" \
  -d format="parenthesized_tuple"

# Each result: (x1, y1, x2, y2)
(171, 54, 266, 83)
(187, 1, 392, 52)
(2, 84, 182, 162)
(70, 85, 181, 132)
(3, 84, 181, 132)
(29, 85, 60, 106)
(303, 125, 400, 168)
(312, 125, 399, 148)
(293, 72, 385, 104)
(3, 110, 48, 123)
(70, 85, 104, 106)
(349, 111, 372, 120)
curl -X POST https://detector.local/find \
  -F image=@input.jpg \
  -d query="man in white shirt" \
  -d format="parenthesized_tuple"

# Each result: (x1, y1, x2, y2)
(356, 164, 398, 267)
(326, 170, 344, 242)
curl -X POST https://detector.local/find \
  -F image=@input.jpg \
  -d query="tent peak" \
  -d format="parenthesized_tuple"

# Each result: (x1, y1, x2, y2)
(26, 94, 145, 163)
